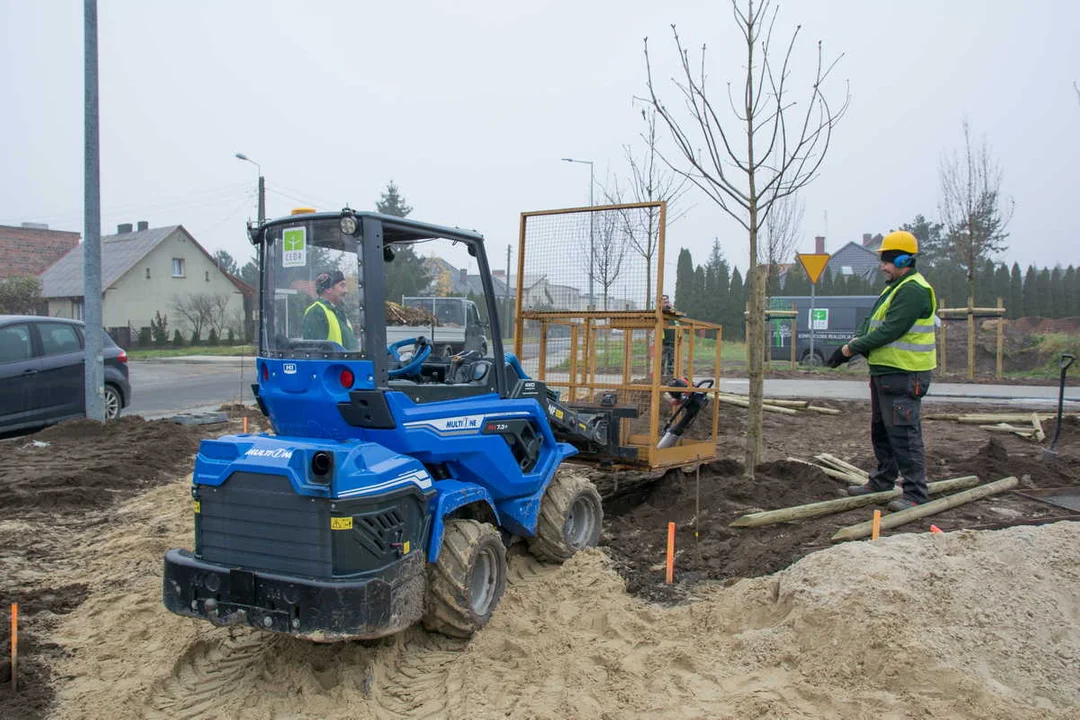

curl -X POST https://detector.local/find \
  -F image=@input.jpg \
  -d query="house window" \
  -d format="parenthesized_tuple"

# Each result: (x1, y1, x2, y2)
(205, 270, 210, 282)
(172, 258, 186, 277)
(146, 267, 151, 279)
(73, 300, 84, 320)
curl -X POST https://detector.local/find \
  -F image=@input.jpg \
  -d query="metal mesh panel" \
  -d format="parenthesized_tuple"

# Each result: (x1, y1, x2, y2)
(518, 203, 667, 313)
(515, 203, 723, 469)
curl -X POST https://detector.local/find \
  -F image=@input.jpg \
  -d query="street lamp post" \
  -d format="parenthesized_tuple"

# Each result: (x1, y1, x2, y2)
(562, 157, 594, 310)
(235, 153, 265, 224)
(236, 153, 265, 345)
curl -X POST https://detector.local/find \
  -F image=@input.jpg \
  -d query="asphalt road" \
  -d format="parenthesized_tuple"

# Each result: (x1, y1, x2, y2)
(126, 358, 257, 419)
(124, 357, 1079, 420)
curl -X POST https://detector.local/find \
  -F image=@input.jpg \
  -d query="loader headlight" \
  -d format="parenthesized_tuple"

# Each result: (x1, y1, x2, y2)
(339, 212, 358, 236)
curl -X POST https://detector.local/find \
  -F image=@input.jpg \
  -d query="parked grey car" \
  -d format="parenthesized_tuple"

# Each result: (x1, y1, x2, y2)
(0, 315, 131, 433)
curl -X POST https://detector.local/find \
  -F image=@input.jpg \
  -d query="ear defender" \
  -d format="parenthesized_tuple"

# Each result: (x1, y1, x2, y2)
(893, 253, 913, 268)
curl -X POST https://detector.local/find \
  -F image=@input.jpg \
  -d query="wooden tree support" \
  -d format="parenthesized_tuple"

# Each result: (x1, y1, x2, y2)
(730, 475, 981, 527)
(978, 423, 1036, 439)
(1031, 413, 1046, 443)
(830, 476, 1019, 542)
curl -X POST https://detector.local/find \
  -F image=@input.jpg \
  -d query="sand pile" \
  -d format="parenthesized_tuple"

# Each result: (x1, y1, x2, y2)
(35, 474, 1080, 719)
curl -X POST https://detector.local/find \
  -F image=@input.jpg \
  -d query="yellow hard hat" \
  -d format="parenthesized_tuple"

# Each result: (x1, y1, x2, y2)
(879, 230, 918, 255)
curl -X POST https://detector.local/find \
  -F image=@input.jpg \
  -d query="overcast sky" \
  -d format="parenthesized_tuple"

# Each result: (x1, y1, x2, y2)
(2, 0, 1077, 280)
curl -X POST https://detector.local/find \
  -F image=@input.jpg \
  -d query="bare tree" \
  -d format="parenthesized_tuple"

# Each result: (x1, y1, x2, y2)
(173, 293, 230, 341)
(939, 118, 1013, 312)
(602, 105, 691, 308)
(594, 210, 629, 312)
(762, 193, 804, 292)
(644, 0, 848, 476)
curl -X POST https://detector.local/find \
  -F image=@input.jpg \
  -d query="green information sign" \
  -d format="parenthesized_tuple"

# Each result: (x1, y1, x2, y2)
(811, 308, 829, 330)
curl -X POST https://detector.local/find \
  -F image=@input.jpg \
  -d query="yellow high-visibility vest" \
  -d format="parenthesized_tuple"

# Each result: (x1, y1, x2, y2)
(304, 300, 346, 345)
(866, 272, 937, 371)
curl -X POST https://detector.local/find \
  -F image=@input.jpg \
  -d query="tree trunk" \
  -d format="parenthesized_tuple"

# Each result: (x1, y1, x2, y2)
(745, 219, 765, 478)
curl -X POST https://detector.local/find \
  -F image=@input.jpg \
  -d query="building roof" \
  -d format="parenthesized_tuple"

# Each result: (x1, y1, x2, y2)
(826, 241, 881, 281)
(0, 224, 81, 279)
(40, 225, 182, 298)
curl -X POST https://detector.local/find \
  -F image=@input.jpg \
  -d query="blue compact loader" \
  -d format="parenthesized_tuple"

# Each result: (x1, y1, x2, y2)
(162, 209, 701, 640)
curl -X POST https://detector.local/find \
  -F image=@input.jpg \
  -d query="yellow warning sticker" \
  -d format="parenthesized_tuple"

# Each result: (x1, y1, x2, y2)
(403, 540, 411, 555)
(193, 501, 200, 514)
(331, 516, 353, 530)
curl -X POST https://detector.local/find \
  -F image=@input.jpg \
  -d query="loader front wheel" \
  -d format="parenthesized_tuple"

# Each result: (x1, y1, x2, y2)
(422, 519, 507, 638)
(528, 472, 603, 562)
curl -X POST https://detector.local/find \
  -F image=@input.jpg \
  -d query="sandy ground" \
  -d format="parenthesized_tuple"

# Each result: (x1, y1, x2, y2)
(2, 401, 1079, 719)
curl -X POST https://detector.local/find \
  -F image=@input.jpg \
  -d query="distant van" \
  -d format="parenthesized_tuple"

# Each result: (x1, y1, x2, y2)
(768, 295, 877, 365)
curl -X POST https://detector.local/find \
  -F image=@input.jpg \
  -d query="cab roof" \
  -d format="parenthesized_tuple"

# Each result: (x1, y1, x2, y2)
(258, 210, 485, 246)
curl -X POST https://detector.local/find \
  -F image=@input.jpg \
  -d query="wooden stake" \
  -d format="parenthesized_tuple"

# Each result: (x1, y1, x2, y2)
(1031, 413, 1046, 443)
(665, 522, 675, 584)
(10, 603, 16, 693)
(729, 476, 980, 528)
(243, 416, 249, 433)
(806, 405, 842, 415)
(815, 454, 870, 480)
(871, 510, 881, 540)
(996, 297, 1004, 379)
(831, 476, 1019, 542)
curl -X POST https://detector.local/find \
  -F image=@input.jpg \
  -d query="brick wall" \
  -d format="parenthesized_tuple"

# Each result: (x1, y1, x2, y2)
(0, 225, 81, 278)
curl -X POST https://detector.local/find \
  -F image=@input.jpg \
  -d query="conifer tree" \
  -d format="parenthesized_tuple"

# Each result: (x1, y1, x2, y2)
(1009, 262, 1023, 318)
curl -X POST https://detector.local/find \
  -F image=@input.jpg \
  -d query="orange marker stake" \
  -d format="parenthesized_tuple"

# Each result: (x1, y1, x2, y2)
(243, 416, 249, 433)
(10, 603, 17, 692)
(871, 510, 882, 541)
(929, 524, 944, 534)
(665, 522, 675, 584)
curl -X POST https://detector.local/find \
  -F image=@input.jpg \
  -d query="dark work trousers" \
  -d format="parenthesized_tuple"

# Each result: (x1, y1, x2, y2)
(866, 371, 933, 503)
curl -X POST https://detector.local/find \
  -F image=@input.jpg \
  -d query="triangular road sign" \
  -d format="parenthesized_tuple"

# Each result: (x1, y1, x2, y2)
(797, 253, 831, 285)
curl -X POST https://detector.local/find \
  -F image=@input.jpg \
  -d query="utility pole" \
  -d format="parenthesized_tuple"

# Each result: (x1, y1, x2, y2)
(83, 0, 105, 422)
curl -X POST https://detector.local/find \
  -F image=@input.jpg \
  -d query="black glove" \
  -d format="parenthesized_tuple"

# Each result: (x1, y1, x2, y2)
(826, 346, 850, 368)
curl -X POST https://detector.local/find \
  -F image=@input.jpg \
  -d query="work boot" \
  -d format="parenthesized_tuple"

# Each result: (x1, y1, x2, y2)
(887, 497, 920, 512)
(847, 483, 889, 496)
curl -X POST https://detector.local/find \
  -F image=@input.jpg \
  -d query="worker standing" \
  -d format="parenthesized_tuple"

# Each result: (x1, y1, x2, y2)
(826, 231, 937, 512)
(303, 270, 358, 350)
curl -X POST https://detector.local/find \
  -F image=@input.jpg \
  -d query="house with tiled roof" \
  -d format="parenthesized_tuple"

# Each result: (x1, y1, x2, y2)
(40, 222, 252, 342)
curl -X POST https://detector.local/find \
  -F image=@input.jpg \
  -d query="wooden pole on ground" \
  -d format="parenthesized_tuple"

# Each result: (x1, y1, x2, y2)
(871, 510, 881, 540)
(729, 476, 981, 527)
(1032, 413, 1046, 443)
(831, 476, 1019, 542)
(996, 297, 1004, 379)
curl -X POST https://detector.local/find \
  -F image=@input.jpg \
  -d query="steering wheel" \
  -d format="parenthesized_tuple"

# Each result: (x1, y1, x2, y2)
(388, 337, 432, 378)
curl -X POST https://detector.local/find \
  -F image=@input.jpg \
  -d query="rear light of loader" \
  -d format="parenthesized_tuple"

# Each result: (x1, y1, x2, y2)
(339, 368, 354, 388)
(262, 363, 269, 381)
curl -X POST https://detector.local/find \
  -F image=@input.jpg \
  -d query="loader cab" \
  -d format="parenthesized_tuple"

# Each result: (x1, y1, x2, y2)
(251, 209, 507, 417)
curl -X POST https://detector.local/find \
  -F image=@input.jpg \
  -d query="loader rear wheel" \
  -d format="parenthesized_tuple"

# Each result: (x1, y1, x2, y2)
(422, 519, 507, 638)
(528, 472, 603, 563)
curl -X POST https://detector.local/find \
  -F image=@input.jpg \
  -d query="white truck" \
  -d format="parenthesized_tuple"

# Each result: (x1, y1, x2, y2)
(385, 296, 489, 356)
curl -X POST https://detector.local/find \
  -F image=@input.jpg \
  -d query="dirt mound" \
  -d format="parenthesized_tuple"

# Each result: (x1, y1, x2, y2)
(0, 417, 203, 511)
(4, 401, 1080, 719)
(1010, 316, 1080, 335)
(32, 495, 1080, 719)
